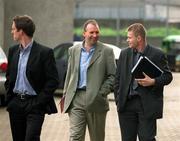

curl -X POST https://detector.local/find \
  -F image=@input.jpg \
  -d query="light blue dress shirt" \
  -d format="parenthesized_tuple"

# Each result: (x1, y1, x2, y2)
(78, 46, 95, 88)
(13, 40, 37, 95)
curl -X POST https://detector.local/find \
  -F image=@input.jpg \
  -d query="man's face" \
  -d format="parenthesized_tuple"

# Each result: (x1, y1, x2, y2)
(11, 22, 21, 41)
(126, 31, 139, 49)
(83, 23, 100, 45)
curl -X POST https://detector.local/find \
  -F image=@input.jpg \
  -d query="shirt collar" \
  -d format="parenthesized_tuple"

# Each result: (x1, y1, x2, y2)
(19, 39, 33, 52)
(133, 45, 147, 55)
(81, 46, 95, 52)
(81, 43, 95, 53)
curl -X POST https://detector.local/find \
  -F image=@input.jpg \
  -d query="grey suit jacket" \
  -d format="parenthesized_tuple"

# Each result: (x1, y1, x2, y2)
(63, 41, 116, 113)
(114, 45, 173, 119)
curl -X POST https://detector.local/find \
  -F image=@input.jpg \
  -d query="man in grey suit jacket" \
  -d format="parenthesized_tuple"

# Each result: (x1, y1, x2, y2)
(62, 19, 116, 141)
(114, 23, 173, 141)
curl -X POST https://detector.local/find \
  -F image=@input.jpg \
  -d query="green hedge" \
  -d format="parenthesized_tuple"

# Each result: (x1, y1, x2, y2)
(74, 27, 180, 37)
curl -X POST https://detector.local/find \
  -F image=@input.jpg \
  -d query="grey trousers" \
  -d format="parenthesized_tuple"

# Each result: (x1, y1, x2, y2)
(68, 90, 107, 141)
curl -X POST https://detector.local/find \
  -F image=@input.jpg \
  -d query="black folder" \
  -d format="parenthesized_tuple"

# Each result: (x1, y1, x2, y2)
(131, 56, 163, 79)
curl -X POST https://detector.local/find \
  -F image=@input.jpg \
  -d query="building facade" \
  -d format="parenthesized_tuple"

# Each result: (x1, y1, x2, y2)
(75, 0, 180, 22)
(0, 0, 74, 53)
(74, 0, 180, 46)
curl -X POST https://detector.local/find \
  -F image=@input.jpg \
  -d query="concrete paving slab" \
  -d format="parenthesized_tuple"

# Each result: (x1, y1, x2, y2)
(0, 73, 179, 141)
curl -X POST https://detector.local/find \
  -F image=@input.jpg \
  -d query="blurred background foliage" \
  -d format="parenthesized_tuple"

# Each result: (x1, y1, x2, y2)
(74, 27, 180, 37)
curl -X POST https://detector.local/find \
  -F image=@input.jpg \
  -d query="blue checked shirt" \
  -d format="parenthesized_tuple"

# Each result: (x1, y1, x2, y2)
(78, 46, 95, 88)
(13, 40, 37, 95)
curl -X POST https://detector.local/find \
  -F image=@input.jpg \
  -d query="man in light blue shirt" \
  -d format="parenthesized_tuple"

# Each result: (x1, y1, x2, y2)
(5, 15, 59, 141)
(13, 40, 37, 96)
(78, 46, 95, 89)
(63, 19, 116, 141)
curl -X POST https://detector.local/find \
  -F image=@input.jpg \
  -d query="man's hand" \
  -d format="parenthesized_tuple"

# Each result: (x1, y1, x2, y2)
(135, 72, 155, 87)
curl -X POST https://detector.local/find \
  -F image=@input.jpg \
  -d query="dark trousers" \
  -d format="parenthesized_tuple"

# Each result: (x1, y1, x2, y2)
(118, 96, 156, 141)
(7, 96, 45, 141)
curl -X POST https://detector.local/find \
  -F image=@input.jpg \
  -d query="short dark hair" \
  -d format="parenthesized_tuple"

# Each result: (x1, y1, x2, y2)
(83, 19, 99, 32)
(13, 15, 35, 37)
(127, 23, 146, 40)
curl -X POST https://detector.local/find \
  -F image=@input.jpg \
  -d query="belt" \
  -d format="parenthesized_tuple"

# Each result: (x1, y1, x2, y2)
(15, 93, 36, 100)
(77, 86, 86, 91)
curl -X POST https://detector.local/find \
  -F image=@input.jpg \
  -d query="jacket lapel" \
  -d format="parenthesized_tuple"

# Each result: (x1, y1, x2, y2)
(12, 47, 20, 79)
(74, 45, 81, 72)
(129, 49, 134, 70)
(26, 41, 38, 68)
(25, 41, 39, 87)
(126, 48, 134, 81)
(88, 43, 101, 68)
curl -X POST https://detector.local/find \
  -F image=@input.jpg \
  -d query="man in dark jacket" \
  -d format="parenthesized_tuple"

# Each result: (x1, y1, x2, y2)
(5, 15, 59, 141)
(114, 23, 173, 141)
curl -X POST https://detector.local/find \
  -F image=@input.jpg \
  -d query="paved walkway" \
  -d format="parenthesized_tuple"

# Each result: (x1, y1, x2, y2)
(0, 73, 180, 141)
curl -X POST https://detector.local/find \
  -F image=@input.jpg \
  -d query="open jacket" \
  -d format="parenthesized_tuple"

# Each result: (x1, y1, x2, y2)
(5, 41, 59, 114)
(63, 41, 116, 113)
(114, 45, 173, 119)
